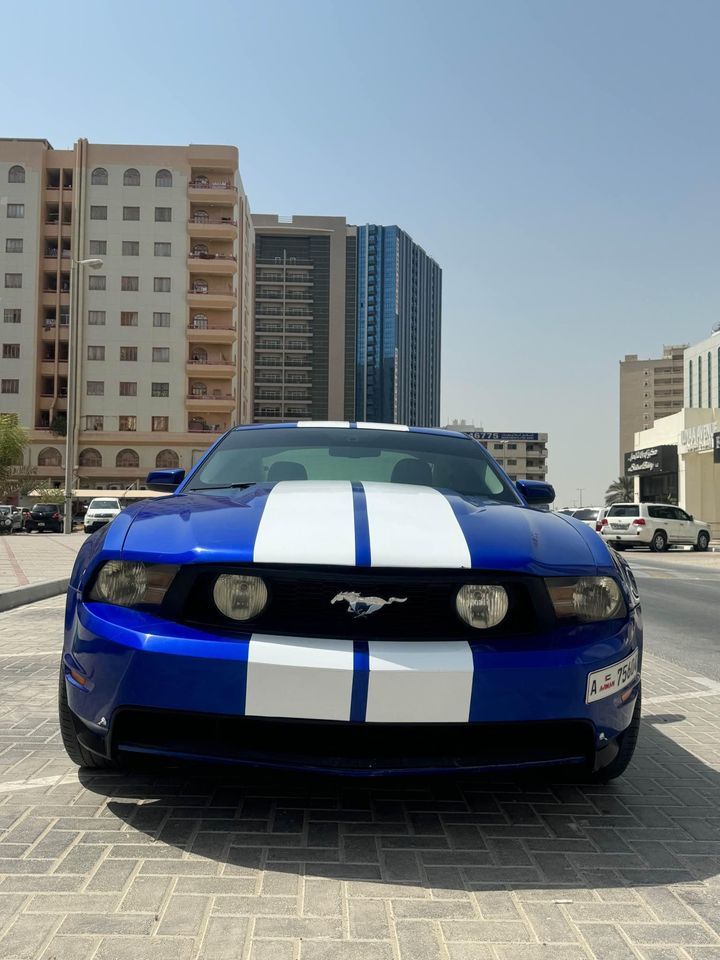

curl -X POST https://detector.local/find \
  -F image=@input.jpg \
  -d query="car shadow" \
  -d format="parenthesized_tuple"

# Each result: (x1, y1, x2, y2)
(78, 716, 720, 892)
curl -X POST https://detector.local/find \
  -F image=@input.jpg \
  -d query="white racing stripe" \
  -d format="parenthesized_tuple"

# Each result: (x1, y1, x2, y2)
(355, 422, 409, 431)
(246, 635, 354, 721)
(366, 641, 474, 722)
(296, 421, 350, 428)
(253, 481, 356, 565)
(362, 482, 472, 568)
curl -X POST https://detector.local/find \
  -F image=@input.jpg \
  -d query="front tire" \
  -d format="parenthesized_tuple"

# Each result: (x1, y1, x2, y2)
(695, 532, 710, 552)
(591, 690, 641, 783)
(58, 671, 115, 769)
(649, 530, 667, 552)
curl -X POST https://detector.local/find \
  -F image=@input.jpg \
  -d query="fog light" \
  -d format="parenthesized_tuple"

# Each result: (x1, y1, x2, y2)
(456, 584, 509, 629)
(213, 574, 268, 621)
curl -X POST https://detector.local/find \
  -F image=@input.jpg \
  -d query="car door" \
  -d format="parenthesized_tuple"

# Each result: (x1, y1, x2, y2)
(671, 507, 694, 544)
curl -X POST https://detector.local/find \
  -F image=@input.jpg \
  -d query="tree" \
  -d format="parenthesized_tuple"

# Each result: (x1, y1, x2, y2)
(0, 414, 36, 501)
(50, 413, 67, 437)
(605, 476, 634, 505)
(32, 485, 65, 505)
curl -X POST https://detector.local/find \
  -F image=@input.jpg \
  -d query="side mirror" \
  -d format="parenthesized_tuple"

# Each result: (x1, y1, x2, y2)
(516, 479, 555, 506)
(146, 468, 185, 492)
(688, 515, 694, 521)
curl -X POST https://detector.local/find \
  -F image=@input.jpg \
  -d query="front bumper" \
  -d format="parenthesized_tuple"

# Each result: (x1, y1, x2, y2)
(63, 596, 642, 775)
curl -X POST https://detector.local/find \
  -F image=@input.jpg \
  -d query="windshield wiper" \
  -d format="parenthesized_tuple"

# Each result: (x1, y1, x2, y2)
(186, 482, 258, 492)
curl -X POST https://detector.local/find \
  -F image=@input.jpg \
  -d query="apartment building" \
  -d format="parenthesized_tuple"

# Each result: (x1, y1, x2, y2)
(619, 344, 686, 472)
(0, 137, 253, 491)
(444, 420, 550, 482)
(251, 215, 356, 423)
(356, 225, 442, 427)
(684, 324, 720, 409)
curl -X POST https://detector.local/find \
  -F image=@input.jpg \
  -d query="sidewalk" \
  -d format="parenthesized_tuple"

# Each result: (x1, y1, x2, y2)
(0, 533, 86, 592)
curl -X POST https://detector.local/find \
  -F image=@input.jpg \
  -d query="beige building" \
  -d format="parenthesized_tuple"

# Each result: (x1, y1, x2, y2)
(684, 325, 720, 409)
(0, 137, 253, 493)
(619, 344, 686, 472)
(443, 420, 549, 482)
(252, 215, 356, 423)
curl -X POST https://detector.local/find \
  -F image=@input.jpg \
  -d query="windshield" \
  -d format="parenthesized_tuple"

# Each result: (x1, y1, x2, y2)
(186, 427, 521, 503)
(33, 504, 57, 513)
(607, 504, 640, 518)
(573, 508, 599, 521)
(89, 500, 119, 510)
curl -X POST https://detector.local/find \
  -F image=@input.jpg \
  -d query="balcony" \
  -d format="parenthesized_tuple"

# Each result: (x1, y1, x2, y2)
(187, 216, 237, 239)
(186, 391, 236, 412)
(187, 323, 236, 344)
(188, 418, 231, 435)
(187, 285, 237, 310)
(186, 357, 235, 377)
(188, 179, 237, 202)
(188, 252, 238, 276)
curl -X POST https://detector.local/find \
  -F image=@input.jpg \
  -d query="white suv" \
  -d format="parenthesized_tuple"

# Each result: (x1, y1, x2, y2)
(599, 502, 711, 553)
(83, 497, 122, 533)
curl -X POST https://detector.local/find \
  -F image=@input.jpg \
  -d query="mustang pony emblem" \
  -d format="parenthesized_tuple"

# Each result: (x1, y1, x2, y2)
(331, 592, 407, 618)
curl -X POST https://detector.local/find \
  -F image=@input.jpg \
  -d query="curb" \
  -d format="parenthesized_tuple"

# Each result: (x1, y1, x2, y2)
(0, 579, 69, 614)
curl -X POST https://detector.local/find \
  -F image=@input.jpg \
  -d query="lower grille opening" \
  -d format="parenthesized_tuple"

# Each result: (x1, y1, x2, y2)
(112, 709, 594, 772)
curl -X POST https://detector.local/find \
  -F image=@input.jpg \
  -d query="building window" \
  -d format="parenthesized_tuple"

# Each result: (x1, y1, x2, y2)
(116, 448, 139, 467)
(87, 381, 104, 396)
(120, 346, 138, 361)
(154, 242, 171, 257)
(8, 165, 25, 183)
(89, 240, 107, 255)
(155, 207, 172, 222)
(2, 344, 20, 359)
(152, 416, 169, 432)
(6, 203, 24, 218)
(88, 275, 106, 290)
(191, 381, 207, 396)
(87, 345, 105, 360)
(5, 238, 23, 253)
(1, 379, 19, 394)
(708, 351, 712, 409)
(123, 168, 141, 186)
(152, 382, 170, 397)
(506, 458, 517, 466)
(119, 381, 137, 396)
(192, 279, 208, 294)
(88, 310, 106, 325)
(3, 309, 21, 323)
(90, 205, 107, 220)
(4, 274, 21, 288)
(84, 416, 104, 431)
(78, 448, 102, 467)
(153, 277, 171, 292)
(119, 416, 137, 432)
(155, 169, 173, 187)
(688, 359, 693, 407)
(698, 355, 703, 407)
(123, 206, 140, 221)
(153, 312, 171, 327)
(156, 449, 179, 468)
(121, 276, 139, 292)
(122, 240, 140, 255)
(152, 347, 170, 362)
(91, 168, 108, 185)
(38, 447, 62, 467)
(120, 311, 138, 326)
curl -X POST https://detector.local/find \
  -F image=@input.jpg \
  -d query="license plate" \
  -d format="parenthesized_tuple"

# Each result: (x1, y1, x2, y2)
(37, 523, 45, 528)
(586, 650, 639, 703)
(610, 523, 628, 530)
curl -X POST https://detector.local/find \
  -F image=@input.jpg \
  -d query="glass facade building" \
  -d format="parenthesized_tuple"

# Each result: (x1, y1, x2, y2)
(355, 225, 441, 426)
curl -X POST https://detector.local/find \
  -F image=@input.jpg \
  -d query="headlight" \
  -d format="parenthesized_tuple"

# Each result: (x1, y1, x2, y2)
(546, 577, 626, 622)
(213, 574, 268, 621)
(89, 561, 178, 607)
(456, 584, 509, 629)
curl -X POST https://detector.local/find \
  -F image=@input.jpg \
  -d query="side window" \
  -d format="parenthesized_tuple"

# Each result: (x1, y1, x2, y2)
(647, 506, 663, 519)
(674, 508, 690, 522)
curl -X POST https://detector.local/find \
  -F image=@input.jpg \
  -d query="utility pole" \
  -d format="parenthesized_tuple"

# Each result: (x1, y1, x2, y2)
(577, 488, 584, 508)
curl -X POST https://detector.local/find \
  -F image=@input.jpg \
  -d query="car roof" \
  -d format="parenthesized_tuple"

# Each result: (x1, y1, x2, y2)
(230, 421, 472, 440)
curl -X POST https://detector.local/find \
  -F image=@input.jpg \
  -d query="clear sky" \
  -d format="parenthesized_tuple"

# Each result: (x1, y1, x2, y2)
(5, 0, 720, 506)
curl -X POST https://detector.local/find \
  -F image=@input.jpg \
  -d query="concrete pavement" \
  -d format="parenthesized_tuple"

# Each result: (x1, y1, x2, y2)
(0, 596, 717, 959)
(0, 534, 86, 593)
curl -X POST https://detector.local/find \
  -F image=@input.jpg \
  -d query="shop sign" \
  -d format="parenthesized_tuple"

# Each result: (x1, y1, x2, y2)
(624, 445, 678, 477)
(678, 421, 718, 454)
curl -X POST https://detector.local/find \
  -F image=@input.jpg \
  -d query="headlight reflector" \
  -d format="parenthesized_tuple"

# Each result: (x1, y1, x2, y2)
(546, 576, 625, 622)
(213, 574, 268, 621)
(89, 561, 178, 607)
(456, 584, 509, 629)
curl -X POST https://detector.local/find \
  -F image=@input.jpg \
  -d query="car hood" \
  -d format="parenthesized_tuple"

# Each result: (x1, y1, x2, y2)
(118, 481, 610, 575)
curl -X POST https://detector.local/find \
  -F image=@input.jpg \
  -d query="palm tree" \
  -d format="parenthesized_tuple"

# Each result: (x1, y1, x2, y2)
(605, 476, 634, 505)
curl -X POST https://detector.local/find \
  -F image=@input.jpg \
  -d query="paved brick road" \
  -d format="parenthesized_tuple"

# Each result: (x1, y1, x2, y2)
(0, 536, 86, 592)
(0, 597, 718, 959)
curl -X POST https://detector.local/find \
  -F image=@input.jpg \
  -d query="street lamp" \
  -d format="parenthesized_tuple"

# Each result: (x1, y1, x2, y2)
(63, 257, 104, 534)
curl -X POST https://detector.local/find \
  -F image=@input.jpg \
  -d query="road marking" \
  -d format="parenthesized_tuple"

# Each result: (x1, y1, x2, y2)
(644, 681, 720, 705)
(0, 773, 76, 795)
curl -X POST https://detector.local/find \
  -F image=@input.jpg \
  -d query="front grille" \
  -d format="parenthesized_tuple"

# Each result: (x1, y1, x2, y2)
(164, 565, 554, 640)
(111, 708, 594, 772)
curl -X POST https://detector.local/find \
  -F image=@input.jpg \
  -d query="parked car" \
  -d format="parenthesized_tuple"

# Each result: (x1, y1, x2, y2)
(24, 503, 63, 533)
(0, 505, 22, 534)
(60, 422, 642, 781)
(83, 498, 122, 533)
(599, 503, 711, 552)
(568, 506, 604, 529)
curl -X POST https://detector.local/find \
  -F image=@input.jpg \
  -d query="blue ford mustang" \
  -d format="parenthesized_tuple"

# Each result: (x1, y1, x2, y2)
(59, 422, 642, 780)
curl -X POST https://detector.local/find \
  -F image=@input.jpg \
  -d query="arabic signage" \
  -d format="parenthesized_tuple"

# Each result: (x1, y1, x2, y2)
(624, 445, 678, 477)
(678, 421, 718, 455)
(714, 432, 720, 465)
(467, 432, 539, 441)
